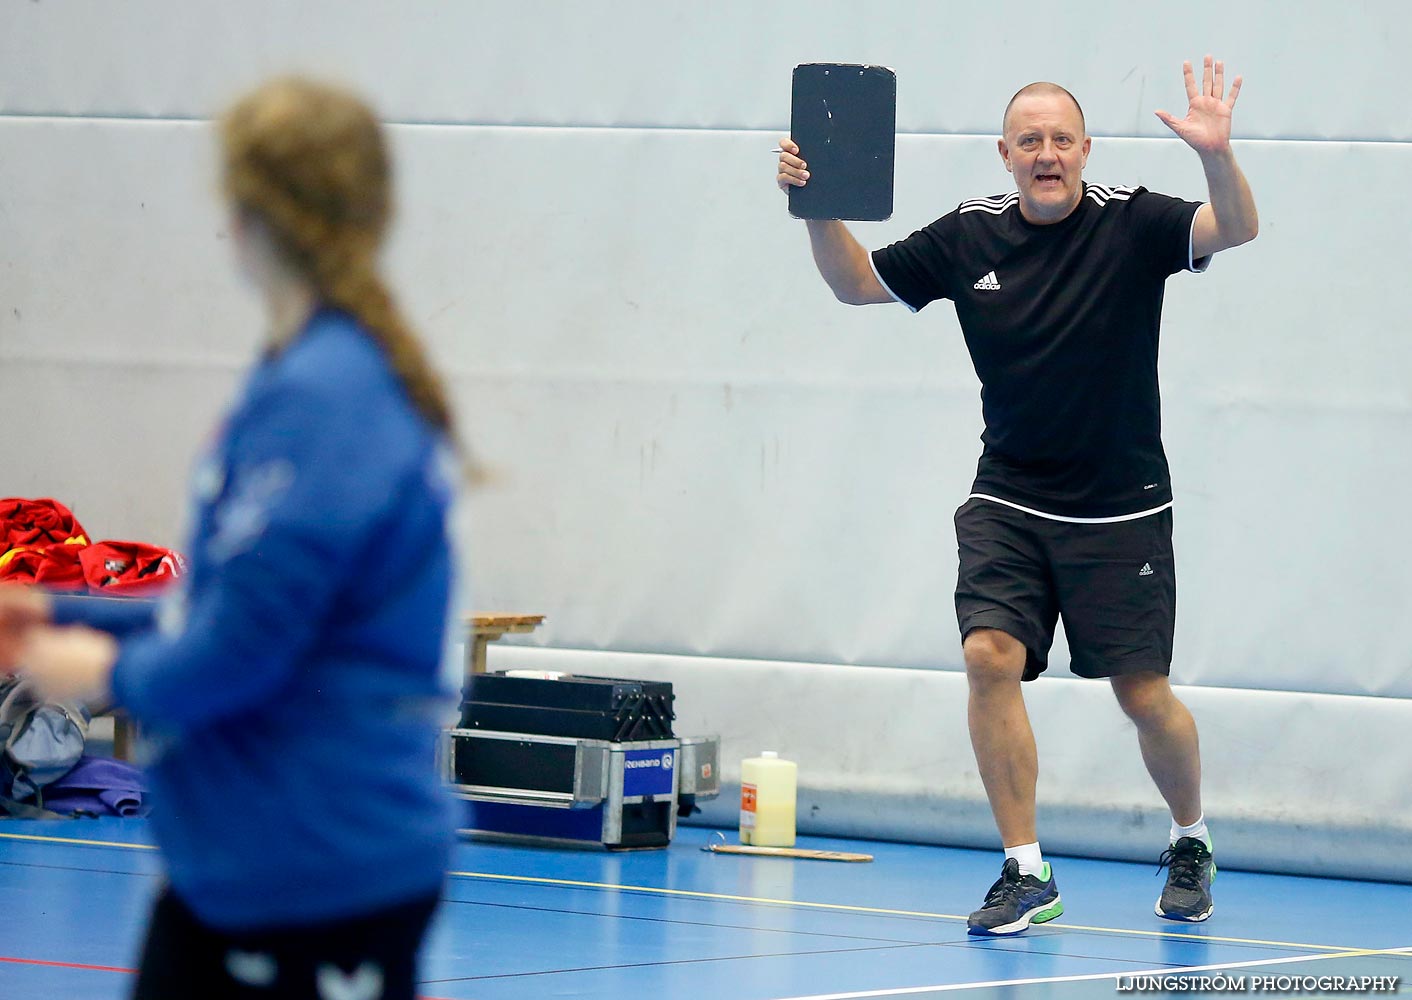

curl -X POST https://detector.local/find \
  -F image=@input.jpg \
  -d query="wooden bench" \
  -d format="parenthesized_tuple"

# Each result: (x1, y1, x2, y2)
(466, 613, 545, 678)
(110, 712, 137, 761)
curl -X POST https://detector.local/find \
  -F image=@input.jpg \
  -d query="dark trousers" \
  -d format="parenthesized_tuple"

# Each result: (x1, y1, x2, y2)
(132, 886, 440, 1000)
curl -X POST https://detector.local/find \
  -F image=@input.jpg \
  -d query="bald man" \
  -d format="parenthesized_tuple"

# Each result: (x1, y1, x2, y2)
(776, 57, 1257, 935)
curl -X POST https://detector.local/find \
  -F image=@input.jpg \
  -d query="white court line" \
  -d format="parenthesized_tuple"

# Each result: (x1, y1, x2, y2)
(768, 945, 1412, 1000)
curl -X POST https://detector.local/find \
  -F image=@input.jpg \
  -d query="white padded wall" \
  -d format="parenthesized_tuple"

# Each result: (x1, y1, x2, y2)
(492, 644, 1412, 884)
(3, 1, 1410, 875)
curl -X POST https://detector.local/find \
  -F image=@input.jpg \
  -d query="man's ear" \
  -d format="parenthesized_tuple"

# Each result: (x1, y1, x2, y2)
(998, 138, 1013, 173)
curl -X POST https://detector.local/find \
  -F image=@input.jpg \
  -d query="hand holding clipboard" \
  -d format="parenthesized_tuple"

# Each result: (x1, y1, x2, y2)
(777, 64, 897, 222)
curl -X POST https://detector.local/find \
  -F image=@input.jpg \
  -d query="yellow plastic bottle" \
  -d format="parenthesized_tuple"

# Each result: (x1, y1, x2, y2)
(739, 750, 797, 847)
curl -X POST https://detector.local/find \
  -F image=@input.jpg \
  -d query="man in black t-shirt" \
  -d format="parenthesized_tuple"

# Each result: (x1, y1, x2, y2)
(776, 57, 1257, 935)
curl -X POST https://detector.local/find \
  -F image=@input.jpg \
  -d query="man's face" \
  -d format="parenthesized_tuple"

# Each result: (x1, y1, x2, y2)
(998, 93, 1091, 224)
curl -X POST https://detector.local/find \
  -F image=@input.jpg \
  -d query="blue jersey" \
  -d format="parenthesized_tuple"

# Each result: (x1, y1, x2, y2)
(54, 308, 459, 930)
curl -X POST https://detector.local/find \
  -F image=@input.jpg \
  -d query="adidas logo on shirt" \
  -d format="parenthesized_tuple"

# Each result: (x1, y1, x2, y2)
(1138, 563, 1155, 577)
(973, 271, 1001, 291)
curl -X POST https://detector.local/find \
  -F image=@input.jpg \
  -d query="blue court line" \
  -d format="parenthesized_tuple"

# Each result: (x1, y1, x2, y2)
(416, 901, 1255, 988)
(419, 941, 945, 988)
(434, 892, 923, 946)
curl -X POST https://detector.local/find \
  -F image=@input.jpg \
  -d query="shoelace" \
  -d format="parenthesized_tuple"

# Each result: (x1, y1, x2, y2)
(982, 864, 1027, 906)
(1156, 842, 1210, 891)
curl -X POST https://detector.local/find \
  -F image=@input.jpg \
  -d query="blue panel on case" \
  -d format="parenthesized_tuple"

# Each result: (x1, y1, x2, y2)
(461, 799, 604, 843)
(622, 747, 675, 798)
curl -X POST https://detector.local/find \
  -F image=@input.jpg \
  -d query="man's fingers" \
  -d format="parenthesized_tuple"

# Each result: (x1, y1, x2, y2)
(777, 141, 808, 192)
(1225, 75, 1243, 109)
(1153, 110, 1186, 139)
(777, 166, 808, 189)
(1202, 54, 1213, 97)
(1181, 60, 1197, 101)
(1213, 60, 1225, 100)
(776, 127, 806, 192)
(777, 166, 809, 189)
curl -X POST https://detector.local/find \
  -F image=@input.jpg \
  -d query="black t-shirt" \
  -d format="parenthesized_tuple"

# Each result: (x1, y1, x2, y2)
(871, 183, 1207, 519)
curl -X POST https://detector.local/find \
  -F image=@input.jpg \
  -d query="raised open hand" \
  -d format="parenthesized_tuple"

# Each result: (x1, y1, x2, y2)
(1155, 55, 1242, 157)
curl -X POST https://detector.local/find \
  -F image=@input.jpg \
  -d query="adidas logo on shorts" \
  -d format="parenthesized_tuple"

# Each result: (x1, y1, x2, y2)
(1138, 563, 1154, 577)
(973, 271, 1001, 291)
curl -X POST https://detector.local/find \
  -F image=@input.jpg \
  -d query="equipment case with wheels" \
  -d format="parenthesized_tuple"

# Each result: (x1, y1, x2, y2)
(444, 672, 718, 849)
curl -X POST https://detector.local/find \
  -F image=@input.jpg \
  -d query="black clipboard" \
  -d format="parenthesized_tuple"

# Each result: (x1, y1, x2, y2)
(787, 63, 896, 222)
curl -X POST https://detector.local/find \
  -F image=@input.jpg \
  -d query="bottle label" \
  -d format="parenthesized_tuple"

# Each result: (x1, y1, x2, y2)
(740, 782, 757, 829)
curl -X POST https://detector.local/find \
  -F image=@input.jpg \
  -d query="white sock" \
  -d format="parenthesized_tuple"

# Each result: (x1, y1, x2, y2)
(1004, 842, 1045, 879)
(1170, 815, 1211, 849)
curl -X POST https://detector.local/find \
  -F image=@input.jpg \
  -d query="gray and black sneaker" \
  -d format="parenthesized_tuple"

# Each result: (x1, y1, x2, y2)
(1155, 836, 1216, 921)
(967, 858, 1064, 936)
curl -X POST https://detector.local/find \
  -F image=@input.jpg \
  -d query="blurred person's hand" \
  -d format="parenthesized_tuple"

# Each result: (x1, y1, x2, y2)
(15, 625, 117, 705)
(0, 586, 51, 672)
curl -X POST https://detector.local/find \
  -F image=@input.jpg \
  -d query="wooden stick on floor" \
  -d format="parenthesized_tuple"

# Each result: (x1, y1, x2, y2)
(703, 843, 874, 862)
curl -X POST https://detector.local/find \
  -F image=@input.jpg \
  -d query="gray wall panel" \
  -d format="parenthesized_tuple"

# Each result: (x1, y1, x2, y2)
(3, 2, 1409, 141)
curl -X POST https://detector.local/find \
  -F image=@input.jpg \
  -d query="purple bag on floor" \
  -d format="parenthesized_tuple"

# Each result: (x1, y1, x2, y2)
(40, 755, 149, 817)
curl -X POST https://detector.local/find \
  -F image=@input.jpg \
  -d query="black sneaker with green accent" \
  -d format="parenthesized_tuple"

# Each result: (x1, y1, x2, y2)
(967, 858, 1064, 936)
(1155, 836, 1216, 921)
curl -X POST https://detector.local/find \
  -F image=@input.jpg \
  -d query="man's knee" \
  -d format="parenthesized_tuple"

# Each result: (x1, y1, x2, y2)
(1110, 671, 1177, 724)
(964, 628, 1027, 687)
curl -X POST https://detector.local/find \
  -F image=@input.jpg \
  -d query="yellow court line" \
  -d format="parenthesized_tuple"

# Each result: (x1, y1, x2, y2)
(445, 869, 1361, 954)
(0, 833, 1379, 958)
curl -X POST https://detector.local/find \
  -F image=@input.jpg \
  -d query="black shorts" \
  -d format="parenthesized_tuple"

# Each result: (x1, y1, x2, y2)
(132, 886, 440, 1000)
(954, 497, 1176, 681)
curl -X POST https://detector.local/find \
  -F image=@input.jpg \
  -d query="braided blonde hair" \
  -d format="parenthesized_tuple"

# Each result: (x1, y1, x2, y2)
(220, 77, 460, 446)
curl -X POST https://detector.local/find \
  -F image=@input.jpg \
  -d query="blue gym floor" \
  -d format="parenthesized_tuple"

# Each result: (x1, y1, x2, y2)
(1, 821, 1408, 999)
